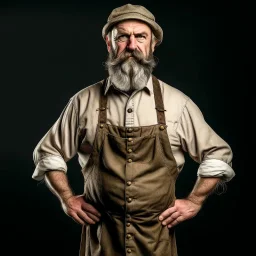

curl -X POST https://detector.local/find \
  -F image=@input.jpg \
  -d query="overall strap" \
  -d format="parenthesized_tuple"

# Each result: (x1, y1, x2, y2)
(152, 75, 166, 125)
(98, 78, 108, 124)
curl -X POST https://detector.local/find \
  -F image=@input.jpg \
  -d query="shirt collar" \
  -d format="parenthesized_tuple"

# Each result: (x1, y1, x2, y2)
(104, 75, 154, 96)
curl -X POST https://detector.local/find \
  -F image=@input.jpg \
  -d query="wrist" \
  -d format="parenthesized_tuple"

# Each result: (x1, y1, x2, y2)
(59, 191, 74, 203)
(186, 194, 206, 206)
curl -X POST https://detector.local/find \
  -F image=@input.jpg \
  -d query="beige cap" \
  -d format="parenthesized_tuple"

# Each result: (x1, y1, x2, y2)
(102, 4, 163, 45)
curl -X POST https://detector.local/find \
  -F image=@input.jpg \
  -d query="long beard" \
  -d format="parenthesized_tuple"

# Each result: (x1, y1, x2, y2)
(105, 48, 157, 92)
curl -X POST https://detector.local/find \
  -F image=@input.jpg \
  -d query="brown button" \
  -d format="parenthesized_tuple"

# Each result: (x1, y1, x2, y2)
(126, 234, 132, 239)
(126, 222, 131, 227)
(127, 127, 133, 132)
(127, 197, 132, 203)
(127, 108, 133, 113)
(127, 159, 132, 163)
(100, 124, 104, 128)
(126, 181, 132, 186)
(127, 148, 133, 153)
(159, 125, 165, 130)
(127, 248, 132, 253)
(127, 138, 133, 142)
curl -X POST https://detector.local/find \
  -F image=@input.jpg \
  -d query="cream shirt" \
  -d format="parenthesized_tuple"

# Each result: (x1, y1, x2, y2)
(32, 76, 235, 182)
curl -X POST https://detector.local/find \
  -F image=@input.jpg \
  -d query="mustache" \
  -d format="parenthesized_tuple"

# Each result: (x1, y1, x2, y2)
(109, 49, 152, 66)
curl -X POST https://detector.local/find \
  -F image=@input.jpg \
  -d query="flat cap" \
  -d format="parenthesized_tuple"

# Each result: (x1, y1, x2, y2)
(102, 4, 163, 45)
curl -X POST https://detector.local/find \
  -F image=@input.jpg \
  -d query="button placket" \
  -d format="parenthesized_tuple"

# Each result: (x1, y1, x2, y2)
(125, 98, 134, 127)
(125, 135, 135, 253)
(125, 218, 134, 254)
(125, 136, 134, 204)
(126, 136, 134, 164)
(126, 127, 134, 155)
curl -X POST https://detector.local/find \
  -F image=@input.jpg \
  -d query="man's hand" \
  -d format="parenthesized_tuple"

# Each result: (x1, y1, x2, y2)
(159, 177, 221, 228)
(61, 195, 101, 225)
(159, 199, 202, 228)
(44, 171, 101, 225)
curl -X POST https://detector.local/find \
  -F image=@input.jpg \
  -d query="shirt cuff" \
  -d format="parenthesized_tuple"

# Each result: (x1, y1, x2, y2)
(197, 159, 235, 182)
(32, 155, 67, 181)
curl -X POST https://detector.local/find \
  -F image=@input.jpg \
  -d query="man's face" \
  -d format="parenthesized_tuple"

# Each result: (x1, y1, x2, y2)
(105, 20, 157, 92)
(107, 20, 154, 58)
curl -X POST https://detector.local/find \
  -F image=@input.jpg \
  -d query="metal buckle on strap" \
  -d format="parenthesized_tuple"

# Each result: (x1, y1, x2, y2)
(96, 107, 108, 111)
(155, 107, 166, 112)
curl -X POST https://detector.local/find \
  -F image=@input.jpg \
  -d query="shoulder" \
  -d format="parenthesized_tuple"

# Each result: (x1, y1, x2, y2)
(73, 79, 104, 101)
(68, 79, 104, 110)
(156, 78, 192, 121)
(158, 78, 190, 104)
(59, 79, 104, 121)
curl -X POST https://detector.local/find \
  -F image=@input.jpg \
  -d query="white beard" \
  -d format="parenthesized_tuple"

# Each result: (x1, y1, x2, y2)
(109, 57, 150, 92)
(105, 49, 156, 92)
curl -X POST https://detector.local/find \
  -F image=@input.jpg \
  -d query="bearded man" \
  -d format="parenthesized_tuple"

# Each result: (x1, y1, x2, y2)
(32, 4, 235, 256)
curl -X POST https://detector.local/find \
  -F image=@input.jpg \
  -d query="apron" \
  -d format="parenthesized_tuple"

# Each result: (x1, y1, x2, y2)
(79, 76, 179, 256)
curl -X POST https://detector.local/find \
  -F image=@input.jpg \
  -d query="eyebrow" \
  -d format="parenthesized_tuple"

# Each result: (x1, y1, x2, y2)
(116, 28, 149, 36)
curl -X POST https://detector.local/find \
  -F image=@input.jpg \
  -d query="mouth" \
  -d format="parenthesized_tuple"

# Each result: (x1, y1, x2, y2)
(124, 55, 135, 61)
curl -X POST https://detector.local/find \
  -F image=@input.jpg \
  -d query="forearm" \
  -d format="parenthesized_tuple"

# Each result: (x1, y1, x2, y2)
(45, 170, 74, 203)
(186, 177, 221, 205)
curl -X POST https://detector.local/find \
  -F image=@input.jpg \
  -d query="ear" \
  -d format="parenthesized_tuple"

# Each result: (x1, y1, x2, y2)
(106, 35, 111, 53)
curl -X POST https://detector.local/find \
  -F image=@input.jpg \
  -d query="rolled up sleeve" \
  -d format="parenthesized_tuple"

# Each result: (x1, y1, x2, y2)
(32, 97, 80, 181)
(176, 98, 235, 182)
(198, 159, 234, 182)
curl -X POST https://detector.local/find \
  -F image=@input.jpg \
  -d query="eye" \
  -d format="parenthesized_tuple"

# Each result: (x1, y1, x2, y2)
(136, 35, 145, 39)
(135, 34, 146, 42)
(115, 34, 129, 42)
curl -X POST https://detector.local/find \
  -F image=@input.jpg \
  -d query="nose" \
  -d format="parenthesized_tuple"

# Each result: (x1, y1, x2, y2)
(126, 35, 137, 51)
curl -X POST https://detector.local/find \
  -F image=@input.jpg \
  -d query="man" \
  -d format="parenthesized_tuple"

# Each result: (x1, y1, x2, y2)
(32, 4, 235, 256)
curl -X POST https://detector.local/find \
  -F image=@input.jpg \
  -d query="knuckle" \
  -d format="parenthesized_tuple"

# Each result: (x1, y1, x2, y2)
(166, 209, 171, 215)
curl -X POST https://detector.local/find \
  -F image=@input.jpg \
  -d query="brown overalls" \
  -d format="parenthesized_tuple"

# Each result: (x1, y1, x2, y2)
(79, 76, 179, 256)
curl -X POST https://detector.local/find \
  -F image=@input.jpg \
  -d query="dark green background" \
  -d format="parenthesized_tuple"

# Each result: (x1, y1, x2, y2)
(0, 1, 244, 255)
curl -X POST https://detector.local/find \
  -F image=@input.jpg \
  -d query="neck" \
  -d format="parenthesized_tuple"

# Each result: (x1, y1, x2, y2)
(126, 89, 134, 96)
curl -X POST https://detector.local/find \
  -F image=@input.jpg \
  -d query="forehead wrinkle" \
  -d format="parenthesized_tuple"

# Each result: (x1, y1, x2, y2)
(116, 22, 151, 35)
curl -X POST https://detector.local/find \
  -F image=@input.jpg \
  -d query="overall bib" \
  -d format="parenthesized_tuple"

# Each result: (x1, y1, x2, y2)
(79, 76, 179, 256)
